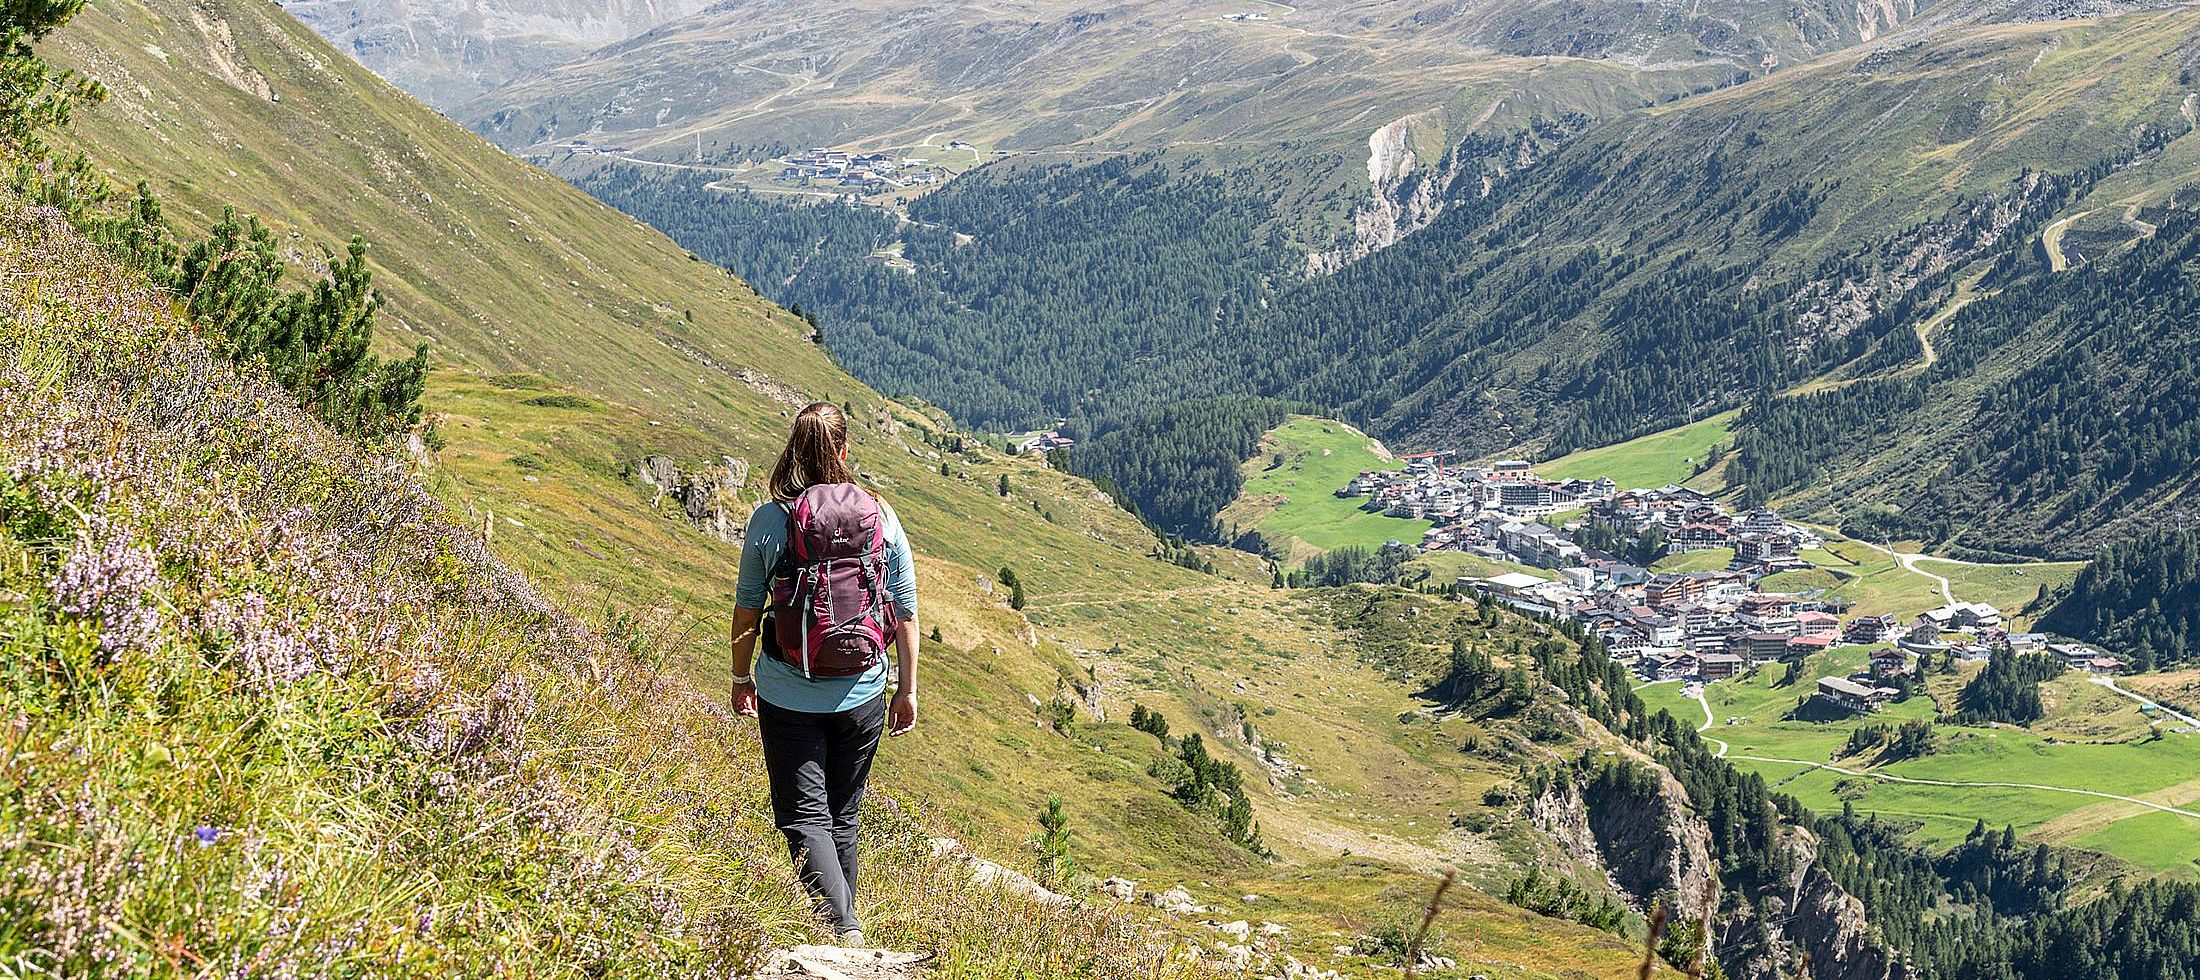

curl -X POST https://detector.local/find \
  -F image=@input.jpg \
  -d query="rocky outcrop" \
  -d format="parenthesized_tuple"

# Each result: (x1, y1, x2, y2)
(1534, 763, 1717, 915)
(1786, 171, 2057, 342)
(1526, 774, 1603, 871)
(1306, 114, 1467, 276)
(1541, 756, 1905, 980)
(1721, 830, 1913, 980)
(750, 946, 933, 979)
(927, 837, 1072, 908)
(1308, 115, 1577, 276)
(637, 454, 749, 542)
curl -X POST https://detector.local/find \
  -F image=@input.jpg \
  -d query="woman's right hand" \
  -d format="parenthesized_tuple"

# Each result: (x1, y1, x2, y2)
(888, 690, 917, 737)
(732, 680, 759, 718)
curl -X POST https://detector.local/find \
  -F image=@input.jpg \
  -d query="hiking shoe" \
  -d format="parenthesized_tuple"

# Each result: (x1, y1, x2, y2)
(835, 929, 865, 949)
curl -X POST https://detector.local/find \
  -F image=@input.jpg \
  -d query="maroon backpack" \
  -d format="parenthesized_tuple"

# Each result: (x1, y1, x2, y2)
(767, 483, 898, 677)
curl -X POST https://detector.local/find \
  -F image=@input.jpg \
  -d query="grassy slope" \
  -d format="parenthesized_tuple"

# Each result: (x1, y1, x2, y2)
(1652, 549, 1735, 573)
(45, 2, 1653, 972)
(1222, 416, 1428, 560)
(1915, 558, 2085, 626)
(1537, 411, 1736, 490)
(0, 202, 1200, 977)
(1219, 415, 1559, 579)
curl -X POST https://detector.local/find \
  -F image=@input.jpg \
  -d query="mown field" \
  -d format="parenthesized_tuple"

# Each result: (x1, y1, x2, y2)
(1915, 558, 2088, 626)
(1638, 649, 2200, 876)
(1224, 416, 1431, 560)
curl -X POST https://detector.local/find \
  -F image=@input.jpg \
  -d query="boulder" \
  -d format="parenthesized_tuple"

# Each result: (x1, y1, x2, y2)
(639, 455, 680, 489)
(635, 454, 749, 542)
(1146, 885, 1204, 915)
(927, 837, 1072, 908)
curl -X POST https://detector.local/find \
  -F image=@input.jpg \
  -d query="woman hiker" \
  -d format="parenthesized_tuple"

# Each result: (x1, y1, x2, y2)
(730, 401, 920, 947)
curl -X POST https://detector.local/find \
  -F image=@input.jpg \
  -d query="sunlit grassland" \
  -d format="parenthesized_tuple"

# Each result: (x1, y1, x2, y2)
(1913, 558, 2086, 627)
(1651, 548, 1734, 573)
(1536, 411, 1736, 491)
(0, 209, 1218, 977)
(418, 373, 1651, 973)
(1771, 731, 2200, 874)
(1224, 416, 1431, 561)
(1788, 538, 1946, 620)
(1408, 550, 1553, 586)
(1654, 645, 2200, 874)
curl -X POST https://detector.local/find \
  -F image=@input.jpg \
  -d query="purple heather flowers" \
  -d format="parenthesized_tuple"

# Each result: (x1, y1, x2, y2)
(49, 519, 163, 657)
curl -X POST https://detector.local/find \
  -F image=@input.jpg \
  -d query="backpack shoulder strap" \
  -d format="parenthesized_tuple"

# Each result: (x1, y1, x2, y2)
(765, 500, 801, 581)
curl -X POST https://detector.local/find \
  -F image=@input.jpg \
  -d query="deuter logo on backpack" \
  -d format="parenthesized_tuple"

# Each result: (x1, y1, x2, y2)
(768, 483, 897, 677)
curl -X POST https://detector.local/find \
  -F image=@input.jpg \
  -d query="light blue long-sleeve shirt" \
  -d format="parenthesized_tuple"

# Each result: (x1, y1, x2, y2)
(737, 495, 917, 713)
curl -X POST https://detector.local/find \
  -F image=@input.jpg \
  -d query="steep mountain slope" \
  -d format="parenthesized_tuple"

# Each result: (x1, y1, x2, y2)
(558, 6, 2200, 548)
(453, 0, 1921, 168)
(37, 1, 1669, 973)
(282, 0, 718, 107)
(0, 199, 1190, 977)
(1232, 8, 2200, 452)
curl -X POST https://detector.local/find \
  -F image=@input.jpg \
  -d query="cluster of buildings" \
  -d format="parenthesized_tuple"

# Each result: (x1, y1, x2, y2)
(2011, 634, 2129, 675)
(1342, 459, 1820, 580)
(1015, 430, 1077, 456)
(774, 148, 944, 190)
(1345, 454, 2139, 713)
(1404, 462, 2096, 713)
(1799, 626, 2133, 714)
(1340, 457, 1610, 523)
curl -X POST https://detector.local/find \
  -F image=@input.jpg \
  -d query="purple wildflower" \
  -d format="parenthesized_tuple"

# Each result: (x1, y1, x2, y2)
(194, 826, 220, 848)
(49, 520, 163, 656)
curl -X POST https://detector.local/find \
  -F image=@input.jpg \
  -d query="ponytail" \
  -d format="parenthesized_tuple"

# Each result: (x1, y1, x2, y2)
(769, 402, 859, 502)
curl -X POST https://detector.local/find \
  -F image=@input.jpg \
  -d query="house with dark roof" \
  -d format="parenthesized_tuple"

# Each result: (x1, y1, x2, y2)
(1816, 676, 1895, 713)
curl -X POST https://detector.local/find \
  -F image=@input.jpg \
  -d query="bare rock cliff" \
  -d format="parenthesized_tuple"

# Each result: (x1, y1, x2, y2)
(1532, 763, 1717, 915)
(1724, 830, 1914, 980)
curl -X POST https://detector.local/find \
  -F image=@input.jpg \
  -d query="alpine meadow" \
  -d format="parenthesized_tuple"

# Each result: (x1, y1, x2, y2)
(4, 0, 2200, 978)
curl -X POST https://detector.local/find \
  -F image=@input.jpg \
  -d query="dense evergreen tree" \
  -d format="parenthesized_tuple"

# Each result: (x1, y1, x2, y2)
(2040, 529, 2200, 669)
(1057, 397, 1305, 537)
(0, 0, 102, 160)
(1840, 719, 1935, 762)
(1505, 867, 1624, 933)
(572, 161, 1286, 434)
(1127, 703, 1170, 740)
(1952, 650, 2064, 725)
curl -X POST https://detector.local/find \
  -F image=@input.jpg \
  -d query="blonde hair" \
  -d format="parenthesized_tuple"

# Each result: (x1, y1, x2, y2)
(768, 402, 859, 502)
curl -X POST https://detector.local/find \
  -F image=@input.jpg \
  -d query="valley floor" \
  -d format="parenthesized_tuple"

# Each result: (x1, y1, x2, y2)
(1242, 411, 2193, 879)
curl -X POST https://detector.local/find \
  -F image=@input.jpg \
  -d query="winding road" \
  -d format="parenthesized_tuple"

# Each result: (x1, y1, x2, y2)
(1853, 538, 1957, 604)
(2040, 209, 2092, 272)
(2092, 676, 2200, 729)
(1692, 686, 1730, 758)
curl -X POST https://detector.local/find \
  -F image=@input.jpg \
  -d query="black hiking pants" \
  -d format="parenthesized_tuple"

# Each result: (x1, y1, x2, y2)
(757, 692, 887, 933)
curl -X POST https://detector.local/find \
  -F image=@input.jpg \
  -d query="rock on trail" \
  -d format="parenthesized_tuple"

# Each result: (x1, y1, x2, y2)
(752, 946, 934, 979)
